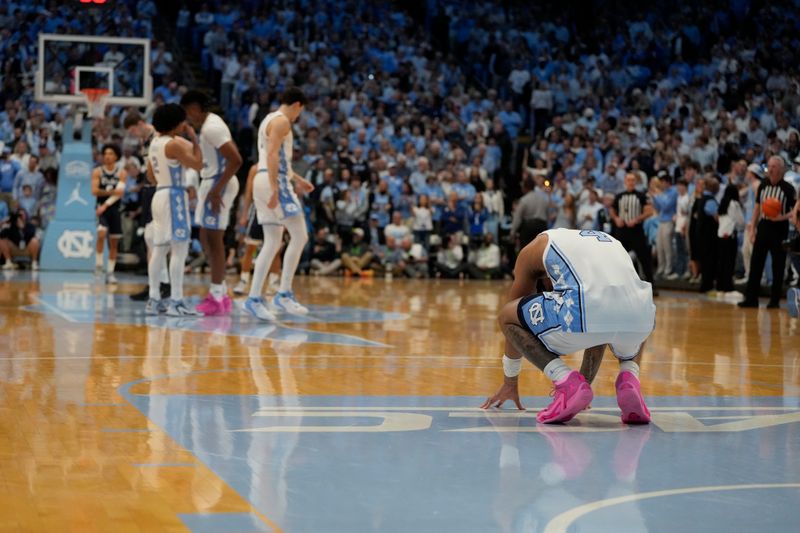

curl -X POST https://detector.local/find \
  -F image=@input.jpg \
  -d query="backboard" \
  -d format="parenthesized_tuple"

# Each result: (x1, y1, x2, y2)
(36, 33, 152, 107)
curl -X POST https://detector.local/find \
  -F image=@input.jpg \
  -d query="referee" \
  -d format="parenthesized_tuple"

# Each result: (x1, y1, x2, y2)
(611, 172, 655, 287)
(739, 156, 797, 308)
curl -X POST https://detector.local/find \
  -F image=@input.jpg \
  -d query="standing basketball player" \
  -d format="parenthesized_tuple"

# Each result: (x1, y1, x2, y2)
(233, 163, 282, 296)
(481, 228, 656, 424)
(124, 112, 170, 301)
(180, 90, 243, 315)
(244, 87, 314, 320)
(92, 144, 126, 284)
(145, 104, 204, 316)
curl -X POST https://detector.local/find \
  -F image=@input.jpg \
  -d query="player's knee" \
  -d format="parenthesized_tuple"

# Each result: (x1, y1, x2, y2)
(497, 301, 519, 329)
(294, 229, 309, 247)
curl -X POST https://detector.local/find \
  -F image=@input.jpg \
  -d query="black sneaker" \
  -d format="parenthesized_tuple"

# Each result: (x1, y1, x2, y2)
(766, 300, 780, 309)
(160, 283, 171, 299)
(130, 286, 149, 301)
(737, 300, 759, 308)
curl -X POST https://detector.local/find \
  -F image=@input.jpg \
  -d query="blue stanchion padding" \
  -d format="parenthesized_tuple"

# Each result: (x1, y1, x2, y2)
(40, 220, 97, 271)
(53, 143, 96, 222)
(41, 119, 98, 271)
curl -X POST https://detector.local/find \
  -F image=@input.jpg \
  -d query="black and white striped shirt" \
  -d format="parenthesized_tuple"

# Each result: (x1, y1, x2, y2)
(757, 179, 796, 224)
(613, 190, 649, 224)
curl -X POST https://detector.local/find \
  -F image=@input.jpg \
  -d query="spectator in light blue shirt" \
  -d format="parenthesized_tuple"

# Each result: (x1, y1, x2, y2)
(452, 170, 477, 211)
(651, 171, 679, 278)
(497, 101, 522, 139)
(0, 149, 21, 200)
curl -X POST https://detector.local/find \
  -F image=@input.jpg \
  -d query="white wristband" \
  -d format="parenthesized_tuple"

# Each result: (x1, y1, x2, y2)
(503, 355, 522, 377)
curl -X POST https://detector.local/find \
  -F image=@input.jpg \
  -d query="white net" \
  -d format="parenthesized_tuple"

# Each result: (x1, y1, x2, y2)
(81, 88, 110, 119)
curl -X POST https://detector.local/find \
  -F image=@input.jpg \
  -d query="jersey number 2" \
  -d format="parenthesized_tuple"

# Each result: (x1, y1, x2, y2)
(579, 230, 612, 242)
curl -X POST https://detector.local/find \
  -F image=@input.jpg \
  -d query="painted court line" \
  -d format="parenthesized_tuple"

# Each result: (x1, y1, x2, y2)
(30, 295, 78, 323)
(132, 463, 195, 468)
(101, 428, 154, 433)
(543, 483, 800, 533)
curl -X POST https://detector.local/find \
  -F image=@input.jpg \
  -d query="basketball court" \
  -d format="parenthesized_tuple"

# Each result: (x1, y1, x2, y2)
(0, 273, 798, 532)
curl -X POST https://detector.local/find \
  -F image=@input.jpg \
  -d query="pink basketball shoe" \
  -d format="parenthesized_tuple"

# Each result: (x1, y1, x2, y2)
(222, 294, 233, 314)
(196, 294, 226, 316)
(615, 371, 651, 424)
(536, 371, 594, 424)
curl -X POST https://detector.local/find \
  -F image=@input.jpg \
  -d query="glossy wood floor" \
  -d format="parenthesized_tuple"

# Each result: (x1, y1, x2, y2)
(0, 272, 798, 532)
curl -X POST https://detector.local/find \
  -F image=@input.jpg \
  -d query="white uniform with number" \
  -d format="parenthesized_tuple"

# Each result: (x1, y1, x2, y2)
(518, 228, 656, 358)
(194, 112, 240, 229)
(252, 110, 302, 225)
(148, 135, 191, 246)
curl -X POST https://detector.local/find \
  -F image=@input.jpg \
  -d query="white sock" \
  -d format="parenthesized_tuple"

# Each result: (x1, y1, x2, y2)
(619, 360, 640, 378)
(249, 224, 284, 298)
(96, 254, 103, 268)
(279, 216, 308, 293)
(160, 265, 170, 284)
(210, 283, 225, 300)
(241, 271, 250, 283)
(169, 241, 189, 301)
(107, 259, 116, 274)
(543, 358, 571, 383)
(148, 246, 168, 300)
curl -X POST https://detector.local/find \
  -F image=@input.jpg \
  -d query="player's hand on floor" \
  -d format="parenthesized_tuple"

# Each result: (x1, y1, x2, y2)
(480, 378, 525, 410)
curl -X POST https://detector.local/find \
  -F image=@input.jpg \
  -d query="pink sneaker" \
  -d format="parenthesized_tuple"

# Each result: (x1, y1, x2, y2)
(221, 294, 233, 314)
(536, 371, 593, 424)
(616, 371, 651, 424)
(196, 294, 225, 316)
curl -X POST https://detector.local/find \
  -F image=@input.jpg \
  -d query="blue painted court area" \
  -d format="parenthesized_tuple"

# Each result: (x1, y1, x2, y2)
(119, 378, 800, 533)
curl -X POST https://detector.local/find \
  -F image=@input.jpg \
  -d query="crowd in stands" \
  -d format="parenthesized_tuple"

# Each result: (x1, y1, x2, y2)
(1, 0, 799, 296)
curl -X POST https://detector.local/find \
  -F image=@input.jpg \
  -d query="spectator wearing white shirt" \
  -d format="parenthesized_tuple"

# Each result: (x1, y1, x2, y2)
(576, 189, 604, 230)
(151, 42, 174, 86)
(691, 135, 717, 170)
(435, 233, 466, 278)
(102, 45, 125, 67)
(220, 49, 241, 116)
(9, 140, 30, 171)
(411, 194, 433, 247)
(530, 81, 553, 136)
(384, 211, 411, 242)
(468, 233, 502, 279)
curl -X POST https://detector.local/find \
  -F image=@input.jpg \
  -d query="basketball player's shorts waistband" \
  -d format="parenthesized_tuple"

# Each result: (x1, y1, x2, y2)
(156, 185, 186, 190)
(255, 168, 288, 176)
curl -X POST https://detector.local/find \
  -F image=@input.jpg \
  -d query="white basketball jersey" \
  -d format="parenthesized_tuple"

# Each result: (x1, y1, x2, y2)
(199, 113, 233, 179)
(148, 135, 184, 187)
(257, 110, 293, 176)
(541, 228, 655, 333)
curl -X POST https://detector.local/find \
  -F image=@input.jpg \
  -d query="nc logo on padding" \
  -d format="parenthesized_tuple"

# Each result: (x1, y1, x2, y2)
(57, 230, 94, 259)
(528, 302, 544, 326)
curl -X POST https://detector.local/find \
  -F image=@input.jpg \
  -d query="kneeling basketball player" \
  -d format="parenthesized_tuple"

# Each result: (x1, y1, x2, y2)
(481, 228, 656, 424)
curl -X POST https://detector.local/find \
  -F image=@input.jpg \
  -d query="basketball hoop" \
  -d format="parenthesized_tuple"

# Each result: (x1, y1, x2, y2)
(80, 88, 110, 119)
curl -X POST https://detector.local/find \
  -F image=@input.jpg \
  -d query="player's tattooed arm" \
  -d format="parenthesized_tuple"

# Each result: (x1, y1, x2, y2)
(502, 322, 559, 372)
(579, 344, 606, 384)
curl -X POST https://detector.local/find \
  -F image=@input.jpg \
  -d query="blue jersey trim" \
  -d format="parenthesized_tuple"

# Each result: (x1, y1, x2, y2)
(547, 242, 586, 333)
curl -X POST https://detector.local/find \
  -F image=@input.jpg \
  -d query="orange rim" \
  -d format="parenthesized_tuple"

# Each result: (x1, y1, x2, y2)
(80, 88, 110, 102)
